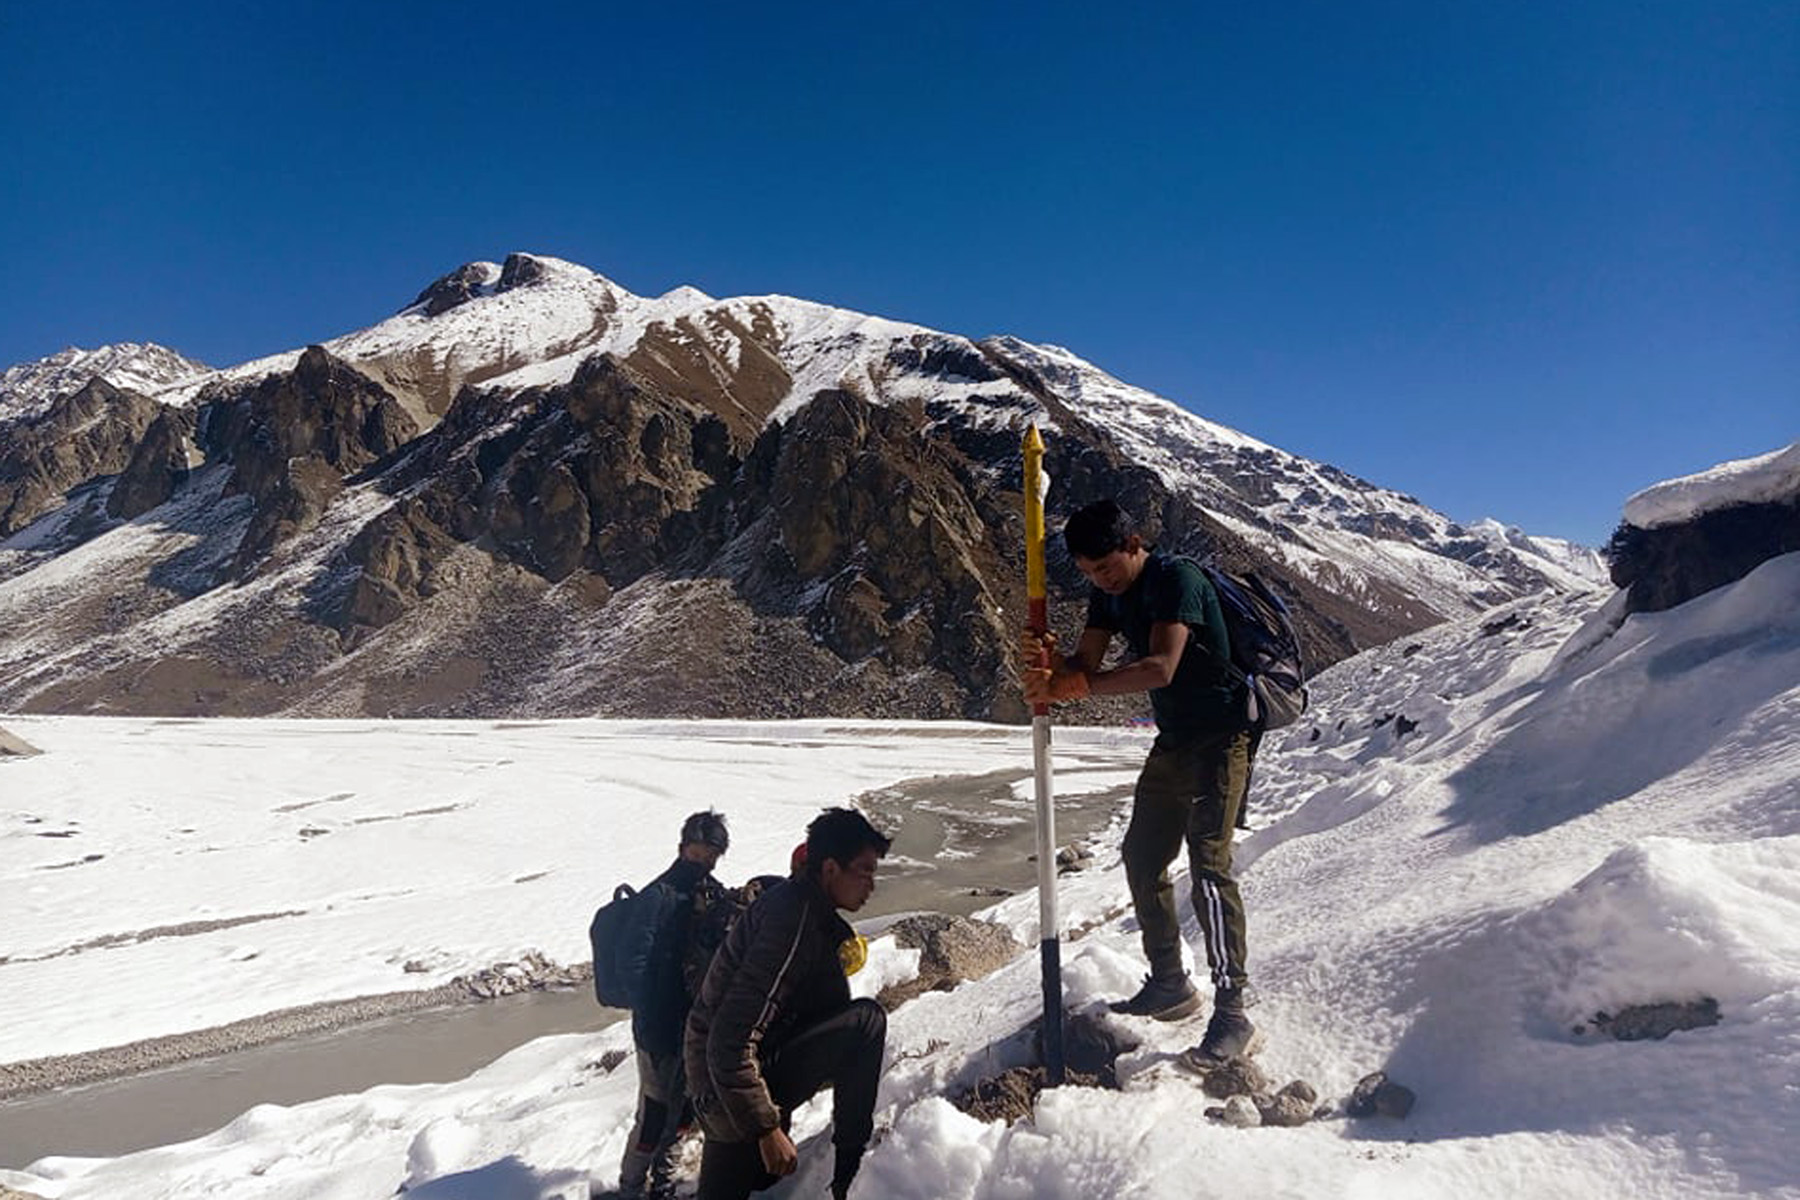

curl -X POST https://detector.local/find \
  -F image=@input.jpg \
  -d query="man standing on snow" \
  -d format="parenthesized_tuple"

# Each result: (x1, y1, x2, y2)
(685, 807, 890, 1200)
(1022, 499, 1261, 1065)
(606, 810, 733, 1200)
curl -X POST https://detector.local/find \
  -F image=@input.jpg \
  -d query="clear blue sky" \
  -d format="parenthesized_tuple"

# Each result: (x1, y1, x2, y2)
(2, 2, 1793, 545)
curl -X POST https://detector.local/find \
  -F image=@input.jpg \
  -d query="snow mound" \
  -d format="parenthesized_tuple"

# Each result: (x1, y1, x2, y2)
(1529, 836, 1800, 1029)
(1623, 441, 1800, 530)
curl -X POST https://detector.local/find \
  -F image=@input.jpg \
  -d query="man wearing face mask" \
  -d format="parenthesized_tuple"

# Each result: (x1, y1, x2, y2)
(685, 807, 891, 1200)
(602, 810, 732, 1200)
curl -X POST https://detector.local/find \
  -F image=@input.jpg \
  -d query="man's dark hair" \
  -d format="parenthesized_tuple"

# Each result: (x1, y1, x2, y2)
(1064, 499, 1136, 560)
(680, 809, 730, 853)
(803, 807, 890, 877)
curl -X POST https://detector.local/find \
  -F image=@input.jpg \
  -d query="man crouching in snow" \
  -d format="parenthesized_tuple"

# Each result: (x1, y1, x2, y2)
(684, 807, 890, 1200)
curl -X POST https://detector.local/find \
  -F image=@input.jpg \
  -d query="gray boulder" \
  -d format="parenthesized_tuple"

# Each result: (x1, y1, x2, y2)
(876, 913, 1019, 1008)
(1347, 1070, 1417, 1119)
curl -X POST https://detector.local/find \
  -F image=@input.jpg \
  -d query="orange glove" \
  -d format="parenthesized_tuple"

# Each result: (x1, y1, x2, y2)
(1023, 665, 1090, 705)
(1020, 629, 1065, 672)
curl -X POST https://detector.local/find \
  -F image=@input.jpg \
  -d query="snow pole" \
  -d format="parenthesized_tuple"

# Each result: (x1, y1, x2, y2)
(1023, 423, 1066, 1087)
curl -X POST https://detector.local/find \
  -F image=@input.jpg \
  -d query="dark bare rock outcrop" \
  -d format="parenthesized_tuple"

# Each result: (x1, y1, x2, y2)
(1606, 498, 1800, 615)
(107, 408, 197, 520)
(199, 345, 419, 575)
(0, 377, 165, 536)
(407, 261, 496, 317)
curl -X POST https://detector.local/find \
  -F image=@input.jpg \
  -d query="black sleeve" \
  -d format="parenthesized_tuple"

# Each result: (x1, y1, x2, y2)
(1084, 586, 1118, 631)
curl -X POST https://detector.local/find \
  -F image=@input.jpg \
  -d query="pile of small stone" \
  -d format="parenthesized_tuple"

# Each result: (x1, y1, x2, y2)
(1056, 844, 1095, 874)
(1195, 1060, 1417, 1127)
(1192, 1056, 1325, 1128)
(454, 952, 587, 999)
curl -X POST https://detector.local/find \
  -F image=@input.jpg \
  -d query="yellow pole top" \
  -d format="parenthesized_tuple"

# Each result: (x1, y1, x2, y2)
(1023, 424, 1047, 602)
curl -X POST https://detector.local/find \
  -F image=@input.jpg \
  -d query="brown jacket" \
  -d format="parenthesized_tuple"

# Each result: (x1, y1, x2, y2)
(682, 875, 854, 1139)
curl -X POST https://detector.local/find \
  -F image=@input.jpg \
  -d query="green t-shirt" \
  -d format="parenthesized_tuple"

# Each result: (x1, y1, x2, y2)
(1084, 552, 1245, 742)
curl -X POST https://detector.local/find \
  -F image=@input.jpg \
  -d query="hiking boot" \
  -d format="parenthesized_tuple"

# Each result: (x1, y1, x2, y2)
(1107, 973, 1201, 1020)
(1182, 993, 1264, 1067)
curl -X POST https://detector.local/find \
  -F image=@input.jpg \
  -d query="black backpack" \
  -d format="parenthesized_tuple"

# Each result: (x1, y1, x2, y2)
(588, 882, 643, 1008)
(1187, 558, 1310, 731)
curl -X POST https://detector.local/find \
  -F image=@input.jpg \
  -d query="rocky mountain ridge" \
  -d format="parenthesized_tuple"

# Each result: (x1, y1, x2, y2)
(0, 254, 1608, 719)
(0, 342, 209, 426)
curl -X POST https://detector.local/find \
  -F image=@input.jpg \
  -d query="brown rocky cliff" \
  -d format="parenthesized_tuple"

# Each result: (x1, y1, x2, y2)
(2, 340, 1420, 720)
(199, 345, 420, 574)
(108, 408, 198, 520)
(0, 378, 165, 536)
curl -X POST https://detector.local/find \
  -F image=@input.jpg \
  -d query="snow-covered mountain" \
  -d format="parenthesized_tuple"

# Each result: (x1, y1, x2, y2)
(0, 254, 1611, 719)
(0, 342, 210, 425)
(150, 255, 1604, 610)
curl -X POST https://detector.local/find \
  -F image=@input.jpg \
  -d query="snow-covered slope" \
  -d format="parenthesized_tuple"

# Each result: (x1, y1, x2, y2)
(979, 337, 1608, 612)
(0, 343, 210, 424)
(1625, 441, 1800, 529)
(3, 550, 1796, 1198)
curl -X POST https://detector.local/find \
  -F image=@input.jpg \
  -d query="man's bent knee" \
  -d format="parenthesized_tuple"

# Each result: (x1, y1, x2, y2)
(848, 997, 886, 1041)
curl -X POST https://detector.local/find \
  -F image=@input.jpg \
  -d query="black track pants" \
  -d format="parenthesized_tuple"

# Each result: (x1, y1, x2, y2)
(1122, 729, 1254, 991)
(695, 998, 886, 1200)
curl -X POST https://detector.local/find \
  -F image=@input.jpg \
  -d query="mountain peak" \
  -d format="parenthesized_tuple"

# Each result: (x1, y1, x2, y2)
(402, 254, 628, 319)
(0, 341, 211, 425)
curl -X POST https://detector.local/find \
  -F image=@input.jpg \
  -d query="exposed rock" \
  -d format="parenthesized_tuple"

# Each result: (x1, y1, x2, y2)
(1199, 1056, 1273, 1099)
(330, 503, 459, 632)
(407, 261, 496, 317)
(201, 346, 419, 574)
(1607, 498, 1800, 615)
(1278, 1078, 1318, 1105)
(497, 252, 548, 291)
(232, 457, 345, 577)
(107, 408, 196, 519)
(1587, 997, 1720, 1041)
(1216, 1094, 1261, 1127)
(1479, 611, 1529, 636)
(876, 913, 1019, 1008)
(0, 282, 1527, 721)
(0, 377, 163, 536)
(1056, 844, 1095, 874)
(1256, 1081, 1319, 1127)
(206, 345, 418, 500)
(453, 951, 584, 999)
(1347, 1070, 1417, 1119)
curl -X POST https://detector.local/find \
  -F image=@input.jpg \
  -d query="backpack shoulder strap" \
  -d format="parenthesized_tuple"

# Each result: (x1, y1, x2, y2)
(1166, 554, 1251, 685)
